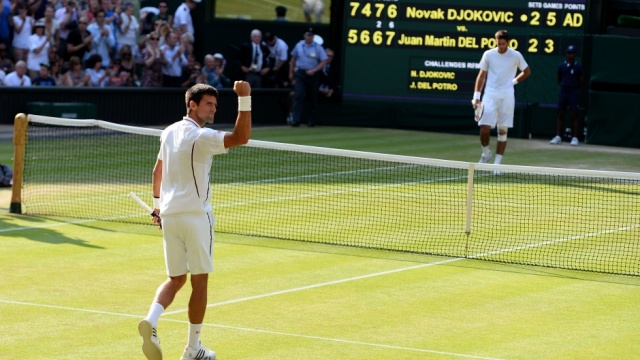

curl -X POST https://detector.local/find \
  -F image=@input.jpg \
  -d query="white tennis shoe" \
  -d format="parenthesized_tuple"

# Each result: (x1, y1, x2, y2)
(550, 135, 562, 145)
(479, 150, 492, 164)
(570, 137, 579, 146)
(181, 341, 216, 360)
(138, 319, 162, 360)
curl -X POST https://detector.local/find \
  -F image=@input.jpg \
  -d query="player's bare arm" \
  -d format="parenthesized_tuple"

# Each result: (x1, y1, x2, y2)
(472, 69, 487, 108)
(514, 66, 531, 84)
(224, 81, 252, 149)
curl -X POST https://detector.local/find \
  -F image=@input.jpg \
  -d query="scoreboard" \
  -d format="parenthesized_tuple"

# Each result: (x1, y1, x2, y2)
(340, 0, 589, 105)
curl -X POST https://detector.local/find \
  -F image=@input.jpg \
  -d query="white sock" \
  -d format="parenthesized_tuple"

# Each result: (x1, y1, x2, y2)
(188, 323, 203, 348)
(482, 145, 491, 155)
(145, 303, 165, 328)
(494, 154, 503, 165)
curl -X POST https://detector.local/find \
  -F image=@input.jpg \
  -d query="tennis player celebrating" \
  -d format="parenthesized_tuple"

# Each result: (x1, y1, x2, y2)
(139, 82, 252, 360)
(472, 30, 530, 165)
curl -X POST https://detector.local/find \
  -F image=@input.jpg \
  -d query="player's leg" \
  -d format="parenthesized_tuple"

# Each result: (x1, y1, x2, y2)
(181, 213, 216, 360)
(477, 96, 497, 163)
(139, 215, 190, 360)
(494, 96, 515, 164)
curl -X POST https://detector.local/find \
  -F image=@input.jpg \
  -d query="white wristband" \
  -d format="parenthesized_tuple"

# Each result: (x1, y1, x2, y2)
(153, 197, 160, 210)
(473, 91, 481, 101)
(238, 96, 251, 111)
(512, 78, 518, 85)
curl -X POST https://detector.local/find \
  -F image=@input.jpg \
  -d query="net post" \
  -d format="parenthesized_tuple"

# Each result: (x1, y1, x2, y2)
(465, 163, 475, 237)
(10, 113, 28, 214)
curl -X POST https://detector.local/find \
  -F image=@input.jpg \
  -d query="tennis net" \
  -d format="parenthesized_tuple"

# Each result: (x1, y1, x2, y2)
(13, 114, 640, 276)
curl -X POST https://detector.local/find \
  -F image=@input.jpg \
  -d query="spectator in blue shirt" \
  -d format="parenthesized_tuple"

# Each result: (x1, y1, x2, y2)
(288, 28, 327, 127)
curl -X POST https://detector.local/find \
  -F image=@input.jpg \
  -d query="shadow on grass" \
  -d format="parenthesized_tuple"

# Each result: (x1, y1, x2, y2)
(0, 214, 105, 249)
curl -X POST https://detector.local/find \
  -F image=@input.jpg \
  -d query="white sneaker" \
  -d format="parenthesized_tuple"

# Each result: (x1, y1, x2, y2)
(479, 150, 492, 164)
(570, 137, 579, 146)
(181, 341, 216, 360)
(138, 319, 162, 360)
(550, 135, 562, 145)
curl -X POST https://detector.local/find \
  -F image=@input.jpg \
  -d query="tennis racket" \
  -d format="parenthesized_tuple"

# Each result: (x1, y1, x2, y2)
(473, 101, 484, 122)
(128, 192, 162, 228)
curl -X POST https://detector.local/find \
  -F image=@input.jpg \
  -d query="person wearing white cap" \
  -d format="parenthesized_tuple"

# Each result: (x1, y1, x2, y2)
(174, 0, 199, 38)
(202, 53, 230, 88)
(27, 18, 50, 79)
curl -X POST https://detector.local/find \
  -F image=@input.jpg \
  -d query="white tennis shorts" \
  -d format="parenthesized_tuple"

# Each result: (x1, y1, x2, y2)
(478, 94, 515, 128)
(162, 212, 215, 277)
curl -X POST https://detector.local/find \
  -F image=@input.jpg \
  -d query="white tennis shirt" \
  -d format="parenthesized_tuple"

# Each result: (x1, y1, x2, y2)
(158, 117, 227, 216)
(479, 47, 528, 98)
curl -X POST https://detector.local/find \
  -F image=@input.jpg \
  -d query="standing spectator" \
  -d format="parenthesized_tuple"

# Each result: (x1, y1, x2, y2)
(27, 19, 51, 79)
(86, 9, 114, 67)
(4, 60, 32, 86)
(32, 62, 57, 85)
(139, 81, 251, 360)
(262, 31, 289, 88)
(85, 53, 107, 85)
(550, 45, 584, 146)
(59, 55, 90, 86)
(47, 43, 60, 64)
(202, 53, 230, 88)
(288, 28, 328, 127)
(472, 30, 530, 166)
(173, 0, 199, 38)
(274, 5, 287, 21)
(160, 30, 186, 87)
(65, 15, 92, 62)
(12, 2, 34, 62)
(236, 29, 270, 88)
(0, 0, 10, 48)
(116, 1, 139, 54)
(85, 0, 100, 23)
(140, 33, 164, 87)
(302, 0, 324, 23)
(55, 0, 79, 59)
(152, 0, 172, 28)
(42, 5, 60, 50)
(28, 0, 48, 20)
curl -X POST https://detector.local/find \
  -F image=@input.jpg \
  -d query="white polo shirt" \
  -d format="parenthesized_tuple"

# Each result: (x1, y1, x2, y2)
(479, 47, 528, 98)
(173, 3, 194, 35)
(158, 117, 227, 216)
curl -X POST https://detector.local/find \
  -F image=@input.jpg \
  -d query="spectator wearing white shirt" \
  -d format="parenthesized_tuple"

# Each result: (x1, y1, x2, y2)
(27, 19, 51, 79)
(262, 31, 289, 88)
(54, 0, 79, 59)
(161, 31, 187, 87)
(116, 1, 139, 54)
(86, 9, 115, 67)
(173, 0, 199, 38)
(12, 3, 34, 62)
(4, 61, 32, 86)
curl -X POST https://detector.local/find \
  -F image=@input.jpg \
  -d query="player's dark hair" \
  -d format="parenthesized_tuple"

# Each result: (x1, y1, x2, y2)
(495, 30, 509, 41)
(185, 84, 219, 115)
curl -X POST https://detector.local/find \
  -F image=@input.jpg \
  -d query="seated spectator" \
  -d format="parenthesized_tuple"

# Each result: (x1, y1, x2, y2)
(85, 53, 107, 86)
(0, 43, 13, 73)
(140, 33, 164, 87)
(4, 61, 32, 86)
(32, 62, 57, 86)
(318, 47, 340, 100)
(48, 45, 61, 66)
(59, 55, 90, 86)
(180, 59, 206, 88)
(49, 60, 63, 84)
(101, 59, 132, 87)
(202, 53, 230, 88)
(118, 44, 137, 84)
